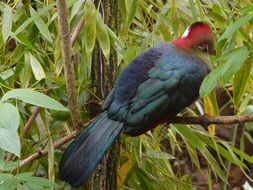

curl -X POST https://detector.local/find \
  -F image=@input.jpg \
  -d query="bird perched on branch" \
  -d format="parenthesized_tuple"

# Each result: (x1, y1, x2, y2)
(59, 21, 216, 187)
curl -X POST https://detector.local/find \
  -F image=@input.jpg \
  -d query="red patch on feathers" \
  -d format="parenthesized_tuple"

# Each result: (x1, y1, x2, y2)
(172, 22, 213, 51)
(130, 114, 171, 137)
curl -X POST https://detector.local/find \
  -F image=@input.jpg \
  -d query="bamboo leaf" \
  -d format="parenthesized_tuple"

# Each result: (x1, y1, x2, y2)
(14, 4, 55, 36)
(219, 14, 253, 41)
(200, 47, 249, 97)
(203, 96, 216, 137)
(84, 0, 96, 55)
(0, 103, 20, 157)
(126, 0, 139, 29)
(233, 54, 253, 108)
(29, 52, 45, 80)
(188, 0, 198, 20)
(96, 12, 110, 60)
(20, 52, 32, 88)
(175, 125, 226, 181)
(70, 0, 85, 21)
(118, 0, 128, 25)
(1, 89, 68, 111)
(29, 6, 52, 43)
(2, 7, 13, 43)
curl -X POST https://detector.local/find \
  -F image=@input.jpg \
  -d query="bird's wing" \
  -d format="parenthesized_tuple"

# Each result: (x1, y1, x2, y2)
(123, 54, 209, 135)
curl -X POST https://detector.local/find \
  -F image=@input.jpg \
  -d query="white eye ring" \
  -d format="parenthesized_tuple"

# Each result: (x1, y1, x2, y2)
(198, 45, 208, 52)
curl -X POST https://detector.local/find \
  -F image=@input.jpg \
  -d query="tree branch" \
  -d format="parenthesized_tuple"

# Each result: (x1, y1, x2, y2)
(56, 0, 81, 129)
(14, 118, 96, 173)
(70, 17, 84, 47)
(18, 131, 78, 169)
(169, 113, 253, 126)
(13, 113, 253, 172)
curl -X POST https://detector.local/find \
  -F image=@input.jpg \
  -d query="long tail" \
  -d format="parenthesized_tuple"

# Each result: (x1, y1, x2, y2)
(58, 112, 123, 187)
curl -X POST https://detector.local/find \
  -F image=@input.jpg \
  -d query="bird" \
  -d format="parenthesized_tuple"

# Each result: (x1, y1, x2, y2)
(59, 21, 216, 187)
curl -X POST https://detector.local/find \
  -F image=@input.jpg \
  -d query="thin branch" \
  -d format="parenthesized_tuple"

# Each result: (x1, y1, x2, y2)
(18, 131, 78, 169)
(70, 17, 84, 47)
(14, 118, 96, 173)
(12, 112, 253, 171)
(169, 113, 253, 126)
(56, 0, 81, 129)
(6, 90, 50, 162)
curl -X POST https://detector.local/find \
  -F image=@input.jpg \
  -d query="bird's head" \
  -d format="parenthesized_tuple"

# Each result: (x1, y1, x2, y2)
(172, 22, 216, 56)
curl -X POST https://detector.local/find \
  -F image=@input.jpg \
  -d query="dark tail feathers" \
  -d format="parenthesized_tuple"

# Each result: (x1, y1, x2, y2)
(59, 112, 123, 187)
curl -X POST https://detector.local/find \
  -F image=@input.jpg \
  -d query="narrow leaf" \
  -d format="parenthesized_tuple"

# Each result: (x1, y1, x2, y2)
(20, 52, 32, 88)
(29, 6, 52, 43)
(126, 0, 139, 29)
(200, 47, 249, 97)
(96, 12, 110, 60)
(29, 52, 45, 80)
(118, 0, 128, 25)
(203, 96, 216, 137)
(175, 125, 226, 181)
(2, 7, 13, 43)
(233, 54, 253, 107)
(0, 103, 20, 157)
(84, 0, 96, 55)
(0, 103, 20, 131)
(219, 14, 253, 41)
(14, 4, 55, 36)
(1, 89, 69, 111)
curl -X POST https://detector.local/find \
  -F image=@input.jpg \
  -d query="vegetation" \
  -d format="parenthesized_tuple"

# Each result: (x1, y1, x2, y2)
(0, 0, 253, 189)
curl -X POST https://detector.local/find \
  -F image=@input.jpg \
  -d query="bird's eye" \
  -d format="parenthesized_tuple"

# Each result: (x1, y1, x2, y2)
(197, 43, 208, 52)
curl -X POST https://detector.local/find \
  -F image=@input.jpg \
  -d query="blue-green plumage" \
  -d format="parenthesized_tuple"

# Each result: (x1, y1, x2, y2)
(59, 22, 215, 187)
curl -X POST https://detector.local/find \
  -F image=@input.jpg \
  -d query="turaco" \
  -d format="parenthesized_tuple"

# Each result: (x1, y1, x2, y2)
(59, 21, 216, 188)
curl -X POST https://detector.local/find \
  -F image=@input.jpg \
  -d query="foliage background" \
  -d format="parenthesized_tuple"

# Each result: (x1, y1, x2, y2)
(0, 0, 253, 189)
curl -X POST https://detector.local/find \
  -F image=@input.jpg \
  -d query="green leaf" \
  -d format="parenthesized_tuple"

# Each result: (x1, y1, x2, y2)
(126, 0, 139, 29)
(107, 27, 124, 55)
(233, 54, 253, 107)
(29, 6, 52, 43)
(147, 150, 176, 159)
(188, 0, 198, 20)
(174, 125, 226, 181)
(0, 126, 20, 157)
(96, 12, 110, 60)
(70, 0, 85, 21)
(220, 47, 249, 82)
(0, 103, 20, 157)
(24, 176, 58, 187)
(84, 0, 96, 55)
(0, 103, 19, 131)
(133, 165, 156, 190)
(13, 4, 55, 36)
(200, 47, 249, 97)
(15, 172, 33, 179)
(0, 177, 20, 190)
(1, 89, 69, 111)
(20, 52, 31, 88)
(219, 14, 253, 41)
(3, 161, 19, 171)
(29, 52, 45, 80)
(2, 7, 13, 43)
(118, 0, 128, 25)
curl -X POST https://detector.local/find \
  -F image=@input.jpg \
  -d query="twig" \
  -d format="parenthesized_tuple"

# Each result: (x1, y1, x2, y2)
(18, 131, 78, 169)
(6, 90, 50, 162)
(13, 118, 96, 173)
(70, 17, 84, 47)
(10, 112, 253, 172)
(57, 0, 81, 130)
(169, 113, 253, 125)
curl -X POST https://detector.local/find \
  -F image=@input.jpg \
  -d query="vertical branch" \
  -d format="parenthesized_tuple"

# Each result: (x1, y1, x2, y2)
(91, 0, 120, 189)
(56, 0, 81, 129)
